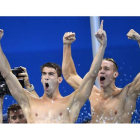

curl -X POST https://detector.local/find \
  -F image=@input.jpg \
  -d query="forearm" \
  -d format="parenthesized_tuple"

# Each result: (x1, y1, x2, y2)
(89, 43, 106, 77)
(0, 43, 12, 78)
(62, 44, 77, 79)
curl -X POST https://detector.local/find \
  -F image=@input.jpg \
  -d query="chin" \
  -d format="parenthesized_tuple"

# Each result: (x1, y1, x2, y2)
(99, 84, 106, 88)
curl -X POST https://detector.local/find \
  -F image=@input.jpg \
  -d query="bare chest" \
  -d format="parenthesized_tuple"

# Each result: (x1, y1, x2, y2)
(89, 95, 128, 123)
(28, 99, 72, 123)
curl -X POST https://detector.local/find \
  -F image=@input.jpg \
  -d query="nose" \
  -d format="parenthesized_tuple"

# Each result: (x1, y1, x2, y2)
(15, 118, 21, 123)
(45, 74, 49, 80)
(100, 69, 105, 74)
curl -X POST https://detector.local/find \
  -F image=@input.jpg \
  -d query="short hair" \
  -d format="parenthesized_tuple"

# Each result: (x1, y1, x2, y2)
(7, 104, 21, 118)
(103, 58, 118, 71)
(41, 62, 62, 77)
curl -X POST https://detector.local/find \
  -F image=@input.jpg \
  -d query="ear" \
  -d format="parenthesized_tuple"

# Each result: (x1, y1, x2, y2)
(58, 77, 63, 83)
(113, 72, 119, 78)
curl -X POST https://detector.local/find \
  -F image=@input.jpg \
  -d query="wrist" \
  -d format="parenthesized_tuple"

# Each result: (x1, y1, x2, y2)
(63, 43, 71, 46)
(27, 84, 34, 92)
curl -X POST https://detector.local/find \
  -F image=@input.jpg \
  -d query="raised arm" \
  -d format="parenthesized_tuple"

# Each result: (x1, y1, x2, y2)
(126, 29, 140, 98)
(70, 20, 107, 122)
(0, 29, 29, 108)
(62, 32, 82, 89)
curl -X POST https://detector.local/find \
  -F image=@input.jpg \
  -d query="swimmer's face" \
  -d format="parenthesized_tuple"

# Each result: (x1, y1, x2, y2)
(41, 67, 62, 95)
(98, 60, 117, 88)
(8, 109, 27, 123)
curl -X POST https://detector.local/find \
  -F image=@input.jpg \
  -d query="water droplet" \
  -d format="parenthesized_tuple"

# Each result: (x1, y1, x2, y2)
(88, 113, 91, 116)
(91, 112, 94, 115)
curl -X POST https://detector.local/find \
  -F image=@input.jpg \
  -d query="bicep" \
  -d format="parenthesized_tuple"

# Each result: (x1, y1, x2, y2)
(74, 74, 95, 109)
(5, 72, 29, 105)
(66, 74, 83, 90)
(128, 73, 140, 97)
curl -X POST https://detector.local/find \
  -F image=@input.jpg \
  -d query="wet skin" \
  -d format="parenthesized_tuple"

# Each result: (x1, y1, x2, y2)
(89, 60, 138, 123)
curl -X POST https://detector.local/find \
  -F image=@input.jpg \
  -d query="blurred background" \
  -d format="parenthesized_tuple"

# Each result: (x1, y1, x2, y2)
(0, 16, 140, 123)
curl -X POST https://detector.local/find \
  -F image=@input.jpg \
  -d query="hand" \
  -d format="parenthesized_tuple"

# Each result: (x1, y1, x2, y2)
(127, 29, 140, 41)
(18, 66, 31, 88)
(0, 29, 4, 40)
(95, 20, 107, 46)
(63, 32, 76, 45)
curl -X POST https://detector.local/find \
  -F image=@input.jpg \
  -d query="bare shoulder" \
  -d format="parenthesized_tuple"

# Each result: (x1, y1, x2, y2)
(115, 83, 132, 99)
(112, 87, 123, 99)
(92, 85, 100, 93)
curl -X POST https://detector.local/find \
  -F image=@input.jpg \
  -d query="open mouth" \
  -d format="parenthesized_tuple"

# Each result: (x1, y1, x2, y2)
(100, 76, 105, 81)
(45, 83, 49, 88)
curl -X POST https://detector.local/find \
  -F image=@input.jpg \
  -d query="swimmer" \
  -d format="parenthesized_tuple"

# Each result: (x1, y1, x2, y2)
(62, 21, 140, 123)
(0, 20, 106, 123)
(7, 104, 27, 123)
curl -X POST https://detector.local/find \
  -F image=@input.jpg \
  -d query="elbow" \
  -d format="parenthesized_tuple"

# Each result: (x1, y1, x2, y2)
(62, 69, 70, 81)
(89, 71, 98, 79)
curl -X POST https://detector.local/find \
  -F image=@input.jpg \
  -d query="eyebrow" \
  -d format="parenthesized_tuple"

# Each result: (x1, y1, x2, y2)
(42, 71, 55, 74)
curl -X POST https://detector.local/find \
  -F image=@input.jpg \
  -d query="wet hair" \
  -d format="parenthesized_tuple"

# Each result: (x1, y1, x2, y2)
(103, 58, 118, 71)
(41, 62, 62, 77)
(7, 104, 21, 118)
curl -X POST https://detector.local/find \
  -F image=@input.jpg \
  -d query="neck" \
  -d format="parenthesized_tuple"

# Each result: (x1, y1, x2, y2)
(42, 88, 61, 100)
(100, 83, 117, 99)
